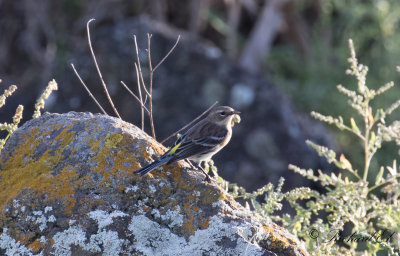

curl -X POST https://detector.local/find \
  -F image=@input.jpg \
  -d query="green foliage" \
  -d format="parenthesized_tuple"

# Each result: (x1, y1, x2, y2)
(0, 82, 23, 151)
(0, 79, 58, 152)
(220, 40, 400, 255)
(33, 79, 58, 119)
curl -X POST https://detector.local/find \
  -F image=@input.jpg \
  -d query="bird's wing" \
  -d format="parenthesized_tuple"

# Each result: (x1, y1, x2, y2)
(166, 122, 228, 163)
(166, 136, 221, 163)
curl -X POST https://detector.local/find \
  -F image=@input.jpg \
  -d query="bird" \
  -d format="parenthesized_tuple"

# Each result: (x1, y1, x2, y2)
(134, 106, 240, 181)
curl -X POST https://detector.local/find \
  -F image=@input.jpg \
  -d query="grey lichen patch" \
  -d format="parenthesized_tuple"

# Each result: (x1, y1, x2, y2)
(26, 210, 56, 232)
(52, 225, 128, 256)
(128, 215, 266, 256)
(88, 210, 128, 230)
(151, 206, 183, 230)
(51, 210, 130, 256)
(0, 229, 36, 256)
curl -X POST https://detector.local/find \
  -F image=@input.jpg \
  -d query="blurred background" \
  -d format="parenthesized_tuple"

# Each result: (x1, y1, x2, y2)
(1, 0, 400, 193)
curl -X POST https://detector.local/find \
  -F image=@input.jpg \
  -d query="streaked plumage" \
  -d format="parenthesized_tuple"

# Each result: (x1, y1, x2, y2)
(134, 106, 240, 180)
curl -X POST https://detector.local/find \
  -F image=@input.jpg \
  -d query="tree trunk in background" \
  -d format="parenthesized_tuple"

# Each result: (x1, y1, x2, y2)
(240, 0, 291, 73)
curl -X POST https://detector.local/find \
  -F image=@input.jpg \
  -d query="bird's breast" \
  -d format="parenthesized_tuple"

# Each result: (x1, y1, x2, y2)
(220, 128, 232, 147)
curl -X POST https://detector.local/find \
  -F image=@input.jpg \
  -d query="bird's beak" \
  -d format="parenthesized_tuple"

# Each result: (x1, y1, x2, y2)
(232, 110, 241, 115)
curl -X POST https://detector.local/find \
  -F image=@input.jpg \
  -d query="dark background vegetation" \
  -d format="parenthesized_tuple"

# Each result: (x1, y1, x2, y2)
(1, 0, 400, 192)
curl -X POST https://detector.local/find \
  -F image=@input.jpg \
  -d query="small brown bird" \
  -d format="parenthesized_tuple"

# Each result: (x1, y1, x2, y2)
(134, 106, 240, 180)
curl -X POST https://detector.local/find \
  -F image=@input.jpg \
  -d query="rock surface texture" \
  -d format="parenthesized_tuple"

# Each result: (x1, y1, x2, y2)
(0, 112, 308, 256)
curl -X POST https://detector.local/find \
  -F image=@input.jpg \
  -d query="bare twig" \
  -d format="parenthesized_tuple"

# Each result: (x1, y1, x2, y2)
(133, 35, 150, 98)
(147, 33, 156, 139)
(161, 101, 219, 144)
(71, 63, 107, 115)
(153, 35, 181, 72)
(132, 36, 148, 130)
(135, 63, 145, 130)
(120, 81, 150, 115)
(87, 19, 121, 119)
(132, 34, 181, 139)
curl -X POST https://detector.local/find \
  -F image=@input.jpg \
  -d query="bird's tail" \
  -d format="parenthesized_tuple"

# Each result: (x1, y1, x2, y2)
(134, 155, 172, 176)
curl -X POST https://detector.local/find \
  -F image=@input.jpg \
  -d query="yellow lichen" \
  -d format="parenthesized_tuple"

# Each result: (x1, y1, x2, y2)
(105, 133, 123, 149)
(197, 217, 210, 230)
(262, 225, 291, 249)
(30, 166, 79, 215)
(90, 132, 139, 187)
(27, 238, 44, 253)
(0, 124, 78, 214)
(200, 189, 221, 205)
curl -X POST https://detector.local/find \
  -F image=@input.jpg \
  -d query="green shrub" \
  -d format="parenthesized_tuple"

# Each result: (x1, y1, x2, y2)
(0, 79, 57, 152)
(220, 39, 400, 255)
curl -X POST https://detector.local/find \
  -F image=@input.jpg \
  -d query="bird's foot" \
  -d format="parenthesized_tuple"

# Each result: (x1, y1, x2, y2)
(203, 173, 212, 182)
(188, 160, 212, 182)
(200, 164, 213, 182)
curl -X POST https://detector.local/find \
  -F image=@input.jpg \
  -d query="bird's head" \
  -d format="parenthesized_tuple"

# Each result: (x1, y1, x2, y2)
(208, 106, 241, 126)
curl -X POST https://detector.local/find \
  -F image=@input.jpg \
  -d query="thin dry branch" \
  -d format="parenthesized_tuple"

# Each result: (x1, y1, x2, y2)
(120, 81, 150, 115)
(132, 34, 181, 139)
(147, 33, 156, 139)
(133, 35, 150, 98)
(71, 63, 107, 115)
(135, 63, 145, 130)
(153, 35, 181, 72)
(87, 19, 121, 119)
(161, 101, 219, 144)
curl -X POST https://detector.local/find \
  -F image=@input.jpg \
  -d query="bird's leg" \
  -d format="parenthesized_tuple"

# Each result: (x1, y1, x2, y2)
(186, 160, 212, 182)
(200, 164, 212, 183)
(195, 161, 212, 182)
(185, 159, 196, 169)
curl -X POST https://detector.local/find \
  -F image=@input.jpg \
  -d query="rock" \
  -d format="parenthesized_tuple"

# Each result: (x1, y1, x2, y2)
(0, 112, 308, 256)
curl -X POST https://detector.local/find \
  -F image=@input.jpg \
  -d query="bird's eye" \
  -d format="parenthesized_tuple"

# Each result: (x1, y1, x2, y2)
(219, 111, 226, 116)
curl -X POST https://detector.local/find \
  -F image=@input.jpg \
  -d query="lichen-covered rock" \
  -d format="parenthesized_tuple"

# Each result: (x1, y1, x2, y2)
(0, 112, 308, 256)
